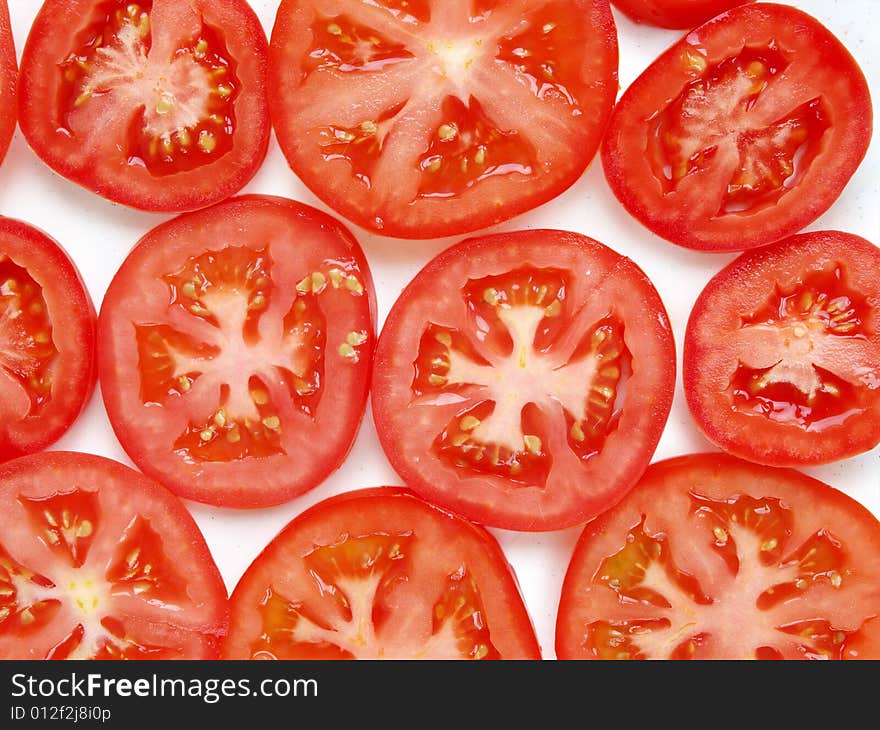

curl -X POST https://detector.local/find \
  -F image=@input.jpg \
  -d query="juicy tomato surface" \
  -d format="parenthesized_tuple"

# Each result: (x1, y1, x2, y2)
(611, 0, 752, 29)
(18, 0, 269, 212)
(269, 0, 619, 239)
(0, 452, 228, 659)
(0, 1, 16, 166)
(223, 488, 540, 660)
(685, 231, 880, 467)
(0, 218, 96, 462)
(372, 230, 675, 531)
(557, 454, 880, 660)
(602, 3, 872, 252)
(98, 196, 376, 508)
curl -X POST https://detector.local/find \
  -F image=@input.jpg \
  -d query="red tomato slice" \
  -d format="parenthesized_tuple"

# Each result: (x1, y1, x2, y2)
(223, 487, 540, 659)
(602, 3, 872, 252)
(557, 454, 880, 660)
(684, 231, 880, 467)
(0, 452, 227, 659)
(269, 0, 619, 239)
(372, 230, 675, 531)
(18, 0, 270, 212)
(0, 1, 16, 167)
(611, 0, 753, 29)
(0, 218, 96, 462)
(98, 196, 376, 508)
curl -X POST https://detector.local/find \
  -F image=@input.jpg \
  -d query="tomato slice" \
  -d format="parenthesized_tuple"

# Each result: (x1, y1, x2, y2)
(18, 0, 270, 212)
(557, 454, 880, 660)
(372, 230, 675, 531)
(223, 487, 540, 659)
(0, 219, 96, 462)
(0, 452, 227, 659)
(602, 3, 872, 252)
(268, 0, 619, 239)
(611, 0, 753, 29)
(98, 196, 376, 508)
(0, 1, 16, 167)
(684, 231, 880, 467)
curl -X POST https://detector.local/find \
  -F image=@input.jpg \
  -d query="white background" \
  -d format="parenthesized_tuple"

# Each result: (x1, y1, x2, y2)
(3, 0, 878, 659)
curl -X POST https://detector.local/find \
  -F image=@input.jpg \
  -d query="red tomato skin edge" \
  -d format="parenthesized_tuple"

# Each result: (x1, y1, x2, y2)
(611, 0, 753, 29)
(0, 450, 230, 652)
(0, 217, 97, 461)
(683, 231, 880, 466)
(226, 487, 542, 659)
(96, 195, 378, 510)
(554, 452, 880, 659)
(371, 230, 676, 532)
(0, 0, 16, 167)
(17, 0, 270, 213)
(601, 4, 873, 253)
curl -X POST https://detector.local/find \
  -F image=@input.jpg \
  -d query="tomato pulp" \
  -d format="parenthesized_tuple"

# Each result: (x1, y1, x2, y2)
(372, 230, 675, 531)
(602, 3, 872, 252)
(18, 0, 270, 212)
(0, 452, 228, 659)
(224, 488, 540, 659)
(269, 0, 619, 238)
(99, 196, 376, 508)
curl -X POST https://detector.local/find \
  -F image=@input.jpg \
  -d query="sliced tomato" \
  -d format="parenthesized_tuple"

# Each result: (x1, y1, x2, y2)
(223, 487, 540, 659)
(684, 231, 880, 467)
(0, 1, 16, 166)
(557, 454, 880, 660)
(602, 3, 872, 252)
(18, 0, 269, 212)
(268, 0, 619, 239)
(372, 230, 675, 531)
(98, 196, 376, 508)
(0, 218, 96, 462)
(611, 0, 752, 29)
(0, 452, 227, 659)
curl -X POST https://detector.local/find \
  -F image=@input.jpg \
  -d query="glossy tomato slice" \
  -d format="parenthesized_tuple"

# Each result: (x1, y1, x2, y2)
(611, 0, 752, 29)
(684, 231, 880, 467)
(0, 1, 16, 167)
(557, 454, 880, 660)
(602, 3, 872, 252)
(269, 0, 619, 239)
(0, 219, 96, 462)
(0, 452, 227, 659)
(224, 487, 540, 659)
(372, 230, 675, 531)
(18, 0, 269, 212)
(99, 196, 376, 508)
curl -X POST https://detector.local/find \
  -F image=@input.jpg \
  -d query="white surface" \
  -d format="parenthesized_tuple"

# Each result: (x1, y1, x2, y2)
(2, 0, 877, 659)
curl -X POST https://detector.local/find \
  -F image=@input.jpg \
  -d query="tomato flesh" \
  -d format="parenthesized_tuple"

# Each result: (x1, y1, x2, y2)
(601, 3, 872, 252)
(557, 455, 880, 660)
(684, 231, 880, 466)
(372, 230, 675, 531)
(269, 0, 619, 238)
(0, 453, 227, 660)
(224, 488, 540, 660)
(0, 1, 15, 167)
(99, 196, 376, 508)
(611, 0, 753, 29)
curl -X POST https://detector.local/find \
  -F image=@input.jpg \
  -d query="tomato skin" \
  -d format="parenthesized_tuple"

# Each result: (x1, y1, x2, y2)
(18, 0, 270, 212)
(269, 0, 619, 239)
(0, 218, 96, 462)
(223, 487, 541, 660)
(98, 195, 376, 509)
(602, 3, 872, 252)
(372, 229, 675, 532)
(612, 0, 752, 29)
(0, 1, 16, 167)
(0, 451, 228, 660)
(556, 454, 880, 660)
(684, 231, 880, 467)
